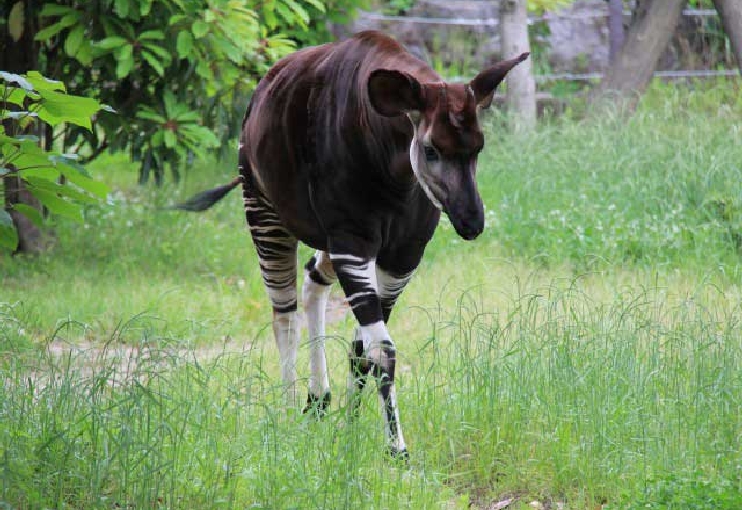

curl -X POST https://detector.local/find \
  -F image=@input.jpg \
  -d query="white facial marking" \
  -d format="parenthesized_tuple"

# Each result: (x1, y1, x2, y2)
(406, 115, 443, 210)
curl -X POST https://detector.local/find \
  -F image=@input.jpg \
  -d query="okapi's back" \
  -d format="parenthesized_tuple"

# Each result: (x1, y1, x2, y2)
(242, 31, 439, 187)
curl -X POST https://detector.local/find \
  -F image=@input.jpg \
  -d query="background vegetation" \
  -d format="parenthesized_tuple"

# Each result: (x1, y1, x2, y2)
(2, 78, 742, 508)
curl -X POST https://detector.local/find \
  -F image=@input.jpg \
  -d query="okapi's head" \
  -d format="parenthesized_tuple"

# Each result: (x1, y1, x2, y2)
(368, 53, 529, 240)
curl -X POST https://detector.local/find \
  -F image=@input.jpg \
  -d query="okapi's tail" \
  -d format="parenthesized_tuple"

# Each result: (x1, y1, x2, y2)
(170, 175, 244, 212)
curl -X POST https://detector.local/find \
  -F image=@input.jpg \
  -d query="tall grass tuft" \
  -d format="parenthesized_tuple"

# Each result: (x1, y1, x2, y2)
(2, 79, 742, 508)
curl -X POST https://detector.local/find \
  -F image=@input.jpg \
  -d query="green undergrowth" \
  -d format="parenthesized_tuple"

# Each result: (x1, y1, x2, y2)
(2, 79, 742, 508)
(473, 77, 742, 271)
(2, 275, 742, 508)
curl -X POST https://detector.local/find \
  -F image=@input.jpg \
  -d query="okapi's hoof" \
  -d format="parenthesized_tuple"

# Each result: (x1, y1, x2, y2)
(303, 392, 331, 417)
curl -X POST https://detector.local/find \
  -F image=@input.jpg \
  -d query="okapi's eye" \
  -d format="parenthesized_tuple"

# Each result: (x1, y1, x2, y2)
(423, 145, 440, 162)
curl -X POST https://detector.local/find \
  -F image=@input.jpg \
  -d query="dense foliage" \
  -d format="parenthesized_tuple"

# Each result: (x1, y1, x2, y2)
(0, 71, 107, 250)
(9, 0, 366, 185)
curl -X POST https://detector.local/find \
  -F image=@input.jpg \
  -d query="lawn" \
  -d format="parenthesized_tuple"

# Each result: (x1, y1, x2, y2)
(1, 79, 742, 509)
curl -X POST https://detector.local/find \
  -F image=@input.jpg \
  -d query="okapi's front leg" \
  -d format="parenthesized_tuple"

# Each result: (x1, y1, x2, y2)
(329, 252, 408, 457)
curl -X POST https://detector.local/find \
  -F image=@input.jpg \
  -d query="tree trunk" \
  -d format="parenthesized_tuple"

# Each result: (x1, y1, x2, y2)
(713, 0, 742, 74)
(500, 0, 536, 130)
(607, 0, 625, 63)
(595, 0, 685, 106)
(2, 0, 45, 254)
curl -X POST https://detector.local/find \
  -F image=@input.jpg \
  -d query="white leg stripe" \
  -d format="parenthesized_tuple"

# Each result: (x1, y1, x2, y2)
(359, 321, 393, 368)
(273, 311, 300, 406)
(378, 386, 406, 452)
(303, 251, 336, 397)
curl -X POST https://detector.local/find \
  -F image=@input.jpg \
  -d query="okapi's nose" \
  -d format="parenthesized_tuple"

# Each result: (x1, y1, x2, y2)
(455, 212, 484, 240)
(447, 196, 484, 240)
(447, 171, 485, 240)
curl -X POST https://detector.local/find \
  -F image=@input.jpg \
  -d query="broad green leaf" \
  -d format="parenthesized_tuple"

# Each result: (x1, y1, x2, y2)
(64, 24, 85, 57)
(135, 109, 166, 122)
(11, 203, 44, 229)
(57, 13, 81, 30)
(263, 9, 277, 29)
(76, 40, 93, 65)
(39, 4, 75, 16)
(180, 124, 219, 147)
(151, 130, 163, 148)
(141, 50, 165, 76)
(96, 36, 128, 50)
(37, 90, 101, 129)
(26, 71, 65, 92)
(0, 219, 19, 251)
(27, 187, 83, 220)
(18, 166, 62, 180)
(140, 0, 153, 16)
(62, 169, 109, 199)
(116, 53, 134, 79)
(169, 14, 187, 25)
(114, 0, 130, 18)
(34, 21, 70, 41)
(283, 0, 310, 24)
(117, 43, 133, 61)
(9, 139, 56, 170)
(303, 0, 326, 12)
(26, 176, 97, 206)
(139, 30, 164, 40)
(1, 138, 20, 158)
(173, 110, 200, 122)
(162, 91, 177, 118)
(176, 31, 193, 59)
(142, 43, 170, 62)
(163, 129, 176, 148)
(192, 19, 209, 38)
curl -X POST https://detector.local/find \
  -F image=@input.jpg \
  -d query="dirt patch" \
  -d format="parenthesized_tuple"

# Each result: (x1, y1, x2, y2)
(35, 295, 351, 389)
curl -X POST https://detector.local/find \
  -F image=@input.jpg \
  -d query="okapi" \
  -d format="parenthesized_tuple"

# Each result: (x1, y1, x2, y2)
(180, 31, 528, 457)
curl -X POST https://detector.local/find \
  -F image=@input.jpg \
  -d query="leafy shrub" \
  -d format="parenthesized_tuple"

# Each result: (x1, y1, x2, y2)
(0, 71, 107, 251)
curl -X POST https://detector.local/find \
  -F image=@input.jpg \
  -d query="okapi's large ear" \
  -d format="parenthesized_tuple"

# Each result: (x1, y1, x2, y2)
(470, 52, 530, 109)
(368, 69, 424, 117)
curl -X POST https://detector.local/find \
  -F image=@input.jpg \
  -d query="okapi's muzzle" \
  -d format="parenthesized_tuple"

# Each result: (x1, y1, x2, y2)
(444, 172, 485, 241)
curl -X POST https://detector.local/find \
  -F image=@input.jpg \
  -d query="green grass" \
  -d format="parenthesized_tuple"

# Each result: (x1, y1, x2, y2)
(2, 79, 742, 508)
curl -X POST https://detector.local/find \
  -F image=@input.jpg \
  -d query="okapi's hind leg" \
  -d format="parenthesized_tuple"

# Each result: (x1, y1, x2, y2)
(302, 251, 337, 416)
(242, 183, 300, 406)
